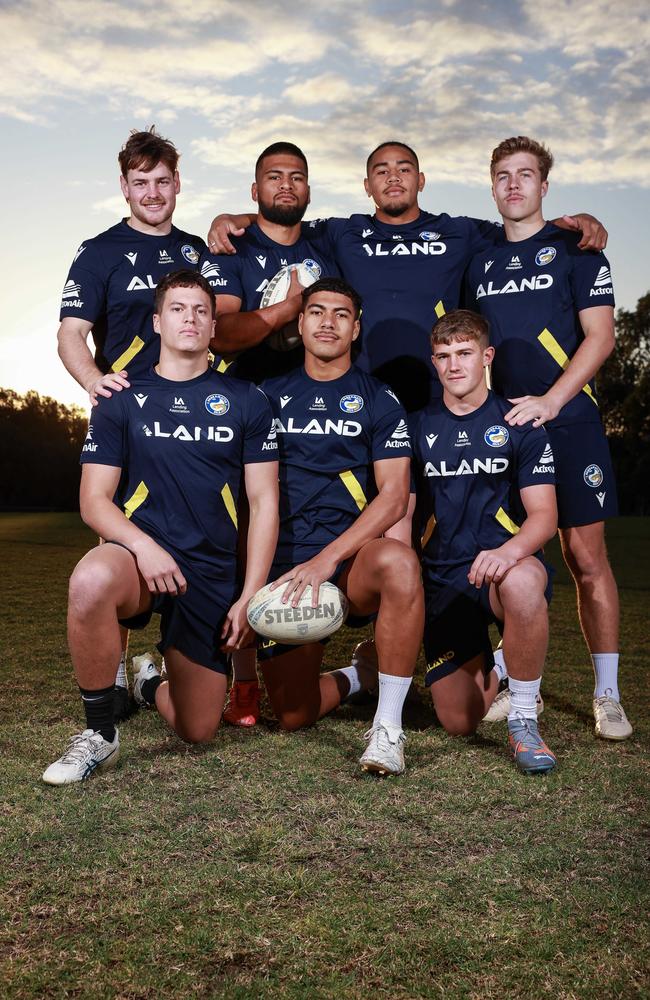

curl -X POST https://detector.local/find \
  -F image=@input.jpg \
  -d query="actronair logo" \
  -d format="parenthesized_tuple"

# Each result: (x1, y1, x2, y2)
(590, 265, 613, 297)
(385, 419, 411, 448)
(201, 260, 227, 287)
(538, 444, 554, 465)
(61, 279, 83, 308)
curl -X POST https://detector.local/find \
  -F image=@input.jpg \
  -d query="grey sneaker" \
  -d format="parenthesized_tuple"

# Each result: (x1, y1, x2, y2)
(42, 729, 120, 785)
(507, 715, 556, 775)
(359, 723, 406, 775)
(593, 695, 633, 740)
(132, 653, 161, 708)
(483, 687, 544, 723)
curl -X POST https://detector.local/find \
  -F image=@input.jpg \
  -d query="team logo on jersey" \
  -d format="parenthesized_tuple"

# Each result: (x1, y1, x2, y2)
(73, 245, 86, 263)
(426, 433, 438, 448)
(310, 396, 327, 411)
(302, 258, 322, 277)
(583, 464, 603, 488)
(256, 255, 267, 268)
(590, 265, 613, 297)
(363, 240, 446, 257)
(170, 396, 190, 414)
(596, 491, 606, 507)
(181, 244, 200, 265)
(124, 252, 138, 266)
(82, 424, 97, 452)
(424, 457, 509, 477)
(535, 247, 556, 266)
(61, 279, 83, 308)
(280, 395, 292, 409)
(362, 228, 374, 238)
(419, 231, 440, 241)
(200, 260, 227, 287)
(384, 388, 401, 404)
(340, 394, 364, 413)
(484, 260, 494, 273)
(484, 425, 509, 448)
(506, 255, 522, 271)
(475, 274, 553, 298)
(134, 393, 149, 408)
(533, 443, 555, 473)
(158, 249, 174, 264)
(385, 419, 410, 448)
(205, 393, 230, 416)
(262, 420, 278, 451)
(455, 430, 471, 448)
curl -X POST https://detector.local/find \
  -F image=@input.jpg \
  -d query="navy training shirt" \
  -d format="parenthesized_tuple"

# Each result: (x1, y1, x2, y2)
(79, 367, 277, 586)
(410, 392, 555, 587)
(305, 212, 500, 410)
(60, 221, 206, 378)
(260, 365, 411, 563)
(465, 223, 615, 427)
(200, 223, 339, 384)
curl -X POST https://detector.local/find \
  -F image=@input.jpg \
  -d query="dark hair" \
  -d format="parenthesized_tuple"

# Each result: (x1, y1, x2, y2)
(431, 309, 489, 347)
(366, 141, 420, 175)
(118, 126, 179, 177)
(301, 277, 362, 318)
(490, 136, 554, 181)
(154, 270, 215, 317)
(255, 142, 308, 179)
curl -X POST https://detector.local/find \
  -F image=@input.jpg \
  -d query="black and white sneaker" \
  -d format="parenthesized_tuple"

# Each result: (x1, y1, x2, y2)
(42, 729, 120, 785)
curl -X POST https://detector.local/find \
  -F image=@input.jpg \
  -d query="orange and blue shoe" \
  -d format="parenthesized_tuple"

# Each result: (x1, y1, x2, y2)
(222, 680, 261, 727)
(507, 715, 556, 775)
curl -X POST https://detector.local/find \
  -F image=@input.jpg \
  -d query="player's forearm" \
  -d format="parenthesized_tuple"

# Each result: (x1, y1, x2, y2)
(499, 510, 557, 562)
(58, 328, 103, 392)
(240, 496, 279, 599)
(212, 298, 301, 352)
(320, 484, 409, 565)
(80, 492, 152, 553)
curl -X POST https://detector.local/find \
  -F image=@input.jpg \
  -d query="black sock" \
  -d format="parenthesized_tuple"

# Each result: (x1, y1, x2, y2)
(79, 685, 116, 742)
(141, 675, 162, 706)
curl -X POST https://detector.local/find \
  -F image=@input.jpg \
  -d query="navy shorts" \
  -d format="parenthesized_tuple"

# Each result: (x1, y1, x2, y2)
(256, 558, 374, 663)
(111, 544, 231, 674)
(547, 420, 618, 529)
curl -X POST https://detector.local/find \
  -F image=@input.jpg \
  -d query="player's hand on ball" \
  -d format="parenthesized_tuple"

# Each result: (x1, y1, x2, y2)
(505, 393, 560, 427)
(272, 553, 340, 607)
(132, 537, 187, 595)
(221, 596, 255, 651)
(89, 370, 130, 406)
(468, 547, 518, 587)
(207, 214, 247, 254)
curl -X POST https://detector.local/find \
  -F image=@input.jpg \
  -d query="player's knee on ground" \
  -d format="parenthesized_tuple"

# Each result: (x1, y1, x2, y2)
(433, 701, 481, 737)
(275, 704, 319, 732)
(173, 716, 221, 744)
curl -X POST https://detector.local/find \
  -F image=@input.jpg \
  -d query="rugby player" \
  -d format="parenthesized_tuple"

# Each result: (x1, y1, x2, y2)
(42, 271, 279, 785)
(257, 277, 423, 776)
(465, 136, 631, 740)
(410, 310, 558, 774)
(201, 142, 338, 726)
(57, 127, 206, 715)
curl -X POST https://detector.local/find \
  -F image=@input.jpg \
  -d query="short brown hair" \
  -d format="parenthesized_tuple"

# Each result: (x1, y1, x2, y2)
(490, 136, 554, 181)
(154, 270, 215, 318)
(118, 126, 179, 177)
(431, 310, 489, 348)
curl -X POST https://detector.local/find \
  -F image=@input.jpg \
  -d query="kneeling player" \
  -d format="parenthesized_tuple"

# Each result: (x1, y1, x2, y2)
(411, 311, 558, 774)
(257, 278, 424, 775)
(43, 271, 279, 784)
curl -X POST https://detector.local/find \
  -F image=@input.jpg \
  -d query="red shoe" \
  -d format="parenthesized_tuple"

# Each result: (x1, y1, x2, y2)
(223, 680, 261, 727)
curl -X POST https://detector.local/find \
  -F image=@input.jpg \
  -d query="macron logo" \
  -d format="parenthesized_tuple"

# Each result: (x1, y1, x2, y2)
(484, 260, 494, 273)
(73, 245, 86, 263)
(134, 394, 148, 408)
(125, 252, 138, 266)
(280, 395, 292, 409)
(596, 491, 606, 507)
(426, 433, 438, 448)
(256, 255, 267, 268)
(362, 228, 373, 238)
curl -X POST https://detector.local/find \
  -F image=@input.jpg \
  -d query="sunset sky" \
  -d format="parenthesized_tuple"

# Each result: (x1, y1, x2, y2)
(1, 0, 648, 410)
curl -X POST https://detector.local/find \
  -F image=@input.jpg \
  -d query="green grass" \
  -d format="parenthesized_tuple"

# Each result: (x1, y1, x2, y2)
(1, 514, 648, 999)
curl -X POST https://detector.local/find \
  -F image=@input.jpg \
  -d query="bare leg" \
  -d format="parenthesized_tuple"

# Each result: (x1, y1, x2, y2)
(490, 557, 549, 682)
(560, 522, 619, 652)
(154, 648, 227, 743)
(431, 655, 500, 735)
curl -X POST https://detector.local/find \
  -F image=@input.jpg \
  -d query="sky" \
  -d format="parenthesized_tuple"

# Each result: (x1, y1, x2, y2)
(1, 0, 648, 411)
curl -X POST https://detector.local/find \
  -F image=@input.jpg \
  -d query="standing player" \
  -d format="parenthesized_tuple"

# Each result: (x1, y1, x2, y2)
(201, 142, 339, 725)
(257, 277, 424, 776)
(466, 136, 632, 741)
(43, 271, 279, 785)
(57, 127, 206, 713)
(411, 311, 558, 774)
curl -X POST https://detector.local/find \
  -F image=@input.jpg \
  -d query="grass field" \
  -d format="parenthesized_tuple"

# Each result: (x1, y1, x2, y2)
(1, 513, 648, 999)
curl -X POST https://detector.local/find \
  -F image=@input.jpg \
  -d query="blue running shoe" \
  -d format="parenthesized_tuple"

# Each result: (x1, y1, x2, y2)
(508, 715, 556, 774)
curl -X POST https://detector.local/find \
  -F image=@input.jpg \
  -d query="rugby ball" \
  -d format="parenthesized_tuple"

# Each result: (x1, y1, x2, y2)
(261, 261, 321, 352)
(247, 579, 349, 644)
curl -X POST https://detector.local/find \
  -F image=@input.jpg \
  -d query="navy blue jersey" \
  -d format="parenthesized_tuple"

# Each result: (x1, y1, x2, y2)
(410, 392, 555, 586)
(80, 368, 277, 585)
(260, 365, 411, 563)
(305, 212, 500, 410)
(60, 221, 206, 378)
(200, 223, 339, 383)
(465, 223, 615, 427)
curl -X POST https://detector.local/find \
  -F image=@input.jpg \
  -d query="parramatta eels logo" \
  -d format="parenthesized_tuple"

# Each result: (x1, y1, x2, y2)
(583, 464, 603, 488)
(535, 246, 557, 266)
(205, 393, 230, 416)
(181, 244, 200, 265)
(302, 258, 322, 278)
(419, 231, 440, 241)
(340, 394, 364, 413)
(484, 424, 509, 448)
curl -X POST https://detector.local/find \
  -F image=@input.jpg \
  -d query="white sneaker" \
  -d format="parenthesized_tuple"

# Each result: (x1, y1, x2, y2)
(359, 722, 406, 775)
(132, 653, 161, 708)
(483, 688, 544, 723)
(42, 729, 120, 785)
(593, 695, 633, 740)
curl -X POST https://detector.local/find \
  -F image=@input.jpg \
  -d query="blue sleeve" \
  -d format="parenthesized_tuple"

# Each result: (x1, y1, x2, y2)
(515, 426, 556, 489)
(243, 385, 279, 463)
(79, 394, 125, 468)
(200, 250, 244, 300)
(371, 386, 412, 461)
(465, 217, 503, 255)
(301, 217, 348, 256)
(570, 250, 615, 311)
(59, 240, 108, 323)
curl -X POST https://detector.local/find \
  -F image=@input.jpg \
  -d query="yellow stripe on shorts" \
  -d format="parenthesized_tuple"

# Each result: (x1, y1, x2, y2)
(495, 507, 520, 535)
(111, 336, 146, 373)
(339, 471, 367, 512)
(221, 483, 238, 527)
(123, 481, 149, 520)
(421, 513, 436, 548)
(537, 328, 598, 405)
(434, 300, 446, 319)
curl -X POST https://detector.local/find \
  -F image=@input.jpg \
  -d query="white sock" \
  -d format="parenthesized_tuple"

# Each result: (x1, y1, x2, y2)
(492, 646, 508, 683)
(114, 653, 127, 688)
(373, 673, 411, 730)
(592, 653, 620, 701)
(508, 677, 541, 721)
(332, 665, 361, 698)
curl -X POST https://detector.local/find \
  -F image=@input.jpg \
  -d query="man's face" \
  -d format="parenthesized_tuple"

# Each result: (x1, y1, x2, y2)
(298, 291, 360, 362)
(491, 151, 547, 222)
(252, 153, 310, 226)
(120, 161, 179, 231)
(364, 145, 425, 218)
(153, 285, 215, 354)
(431, 337, 494, 399)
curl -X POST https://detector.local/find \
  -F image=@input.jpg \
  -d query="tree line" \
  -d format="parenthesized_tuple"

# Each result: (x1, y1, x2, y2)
(1, 294, 649, 513)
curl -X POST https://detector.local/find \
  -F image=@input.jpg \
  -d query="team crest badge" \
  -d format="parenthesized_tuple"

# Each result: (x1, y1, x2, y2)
(419, 231, 440, 241)
(181, 244, 200, 265)
(340, 394, 364, 413)
(302, 258, 322, 278)
(535, 247, 556, 266)
(205, 393, 230, 415)
(583, 464, 603, 488)
(484, 425, 509, 448)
